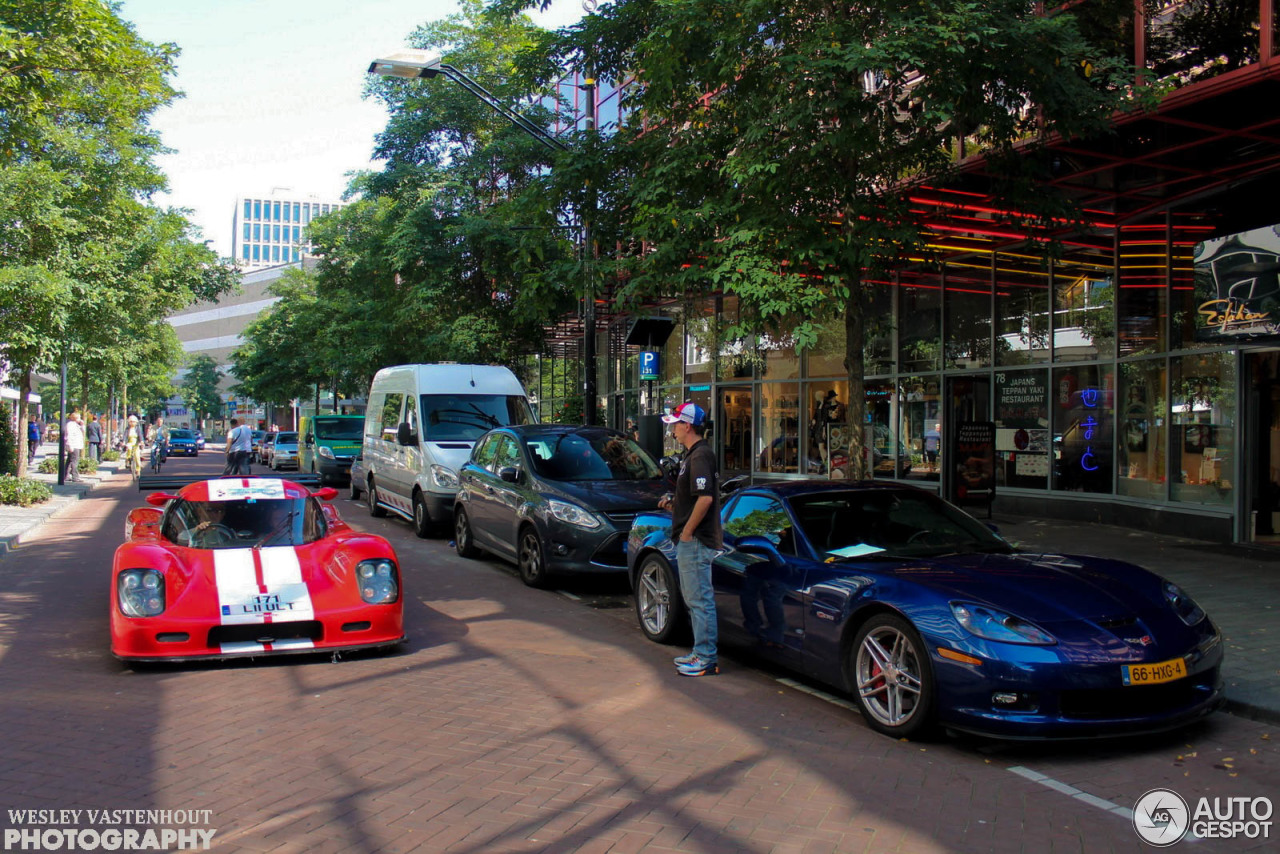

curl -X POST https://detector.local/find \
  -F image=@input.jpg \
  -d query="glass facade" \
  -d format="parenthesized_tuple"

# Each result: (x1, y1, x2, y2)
(231, 195, 343, 268)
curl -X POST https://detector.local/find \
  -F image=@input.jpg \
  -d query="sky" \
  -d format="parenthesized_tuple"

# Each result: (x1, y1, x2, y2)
(118, 0, 586, 258)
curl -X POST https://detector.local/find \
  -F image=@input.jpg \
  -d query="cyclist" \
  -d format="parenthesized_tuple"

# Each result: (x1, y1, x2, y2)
(148, 417, 169, 473)
(124, 415, 144, 476)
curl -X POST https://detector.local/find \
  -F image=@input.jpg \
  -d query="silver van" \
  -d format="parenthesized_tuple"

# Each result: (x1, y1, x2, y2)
(362, 364, 536, 537)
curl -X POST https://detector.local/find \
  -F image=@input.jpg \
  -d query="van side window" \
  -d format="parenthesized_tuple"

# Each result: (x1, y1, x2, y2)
(404, 399, 420, 439)
(365, 394, 384, 441)
(380, 394, 404, 441)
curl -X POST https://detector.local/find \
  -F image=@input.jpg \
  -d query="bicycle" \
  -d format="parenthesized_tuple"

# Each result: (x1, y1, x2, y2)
(126, 441, 142, 478)
(150, 440, 167, 474)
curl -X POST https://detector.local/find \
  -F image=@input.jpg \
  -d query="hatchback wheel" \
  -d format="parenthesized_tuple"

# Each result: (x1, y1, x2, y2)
(454, 507, 480, 558)
(849, 614, 935, 739)
(634, 554, 687, 644)
(368, 480, 388, 518)
(349, 475, 362, 501)
(517, 526, 551, 588)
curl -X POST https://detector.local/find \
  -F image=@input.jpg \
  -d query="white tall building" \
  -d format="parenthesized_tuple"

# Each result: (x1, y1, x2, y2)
(231, 189, 344, 269)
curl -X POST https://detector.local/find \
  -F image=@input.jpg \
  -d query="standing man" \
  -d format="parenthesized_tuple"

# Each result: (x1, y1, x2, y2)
(26, 418, 40, 466)
(85, 414, 103, 462)
(63, 412, 85, 483)
(223, 418, 253, 476)
(659, 402, 723, 677)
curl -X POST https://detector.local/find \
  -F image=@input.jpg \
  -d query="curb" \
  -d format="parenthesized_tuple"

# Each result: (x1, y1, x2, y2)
(0, 464, 122, 559)
(1222, 698, 1280, 727)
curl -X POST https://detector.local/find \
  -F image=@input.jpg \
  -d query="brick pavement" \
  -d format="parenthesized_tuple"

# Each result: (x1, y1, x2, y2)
(0, 458, 1277, 852)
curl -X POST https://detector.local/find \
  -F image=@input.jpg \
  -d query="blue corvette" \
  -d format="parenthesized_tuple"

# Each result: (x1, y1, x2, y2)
(627, 481, 1223, 740)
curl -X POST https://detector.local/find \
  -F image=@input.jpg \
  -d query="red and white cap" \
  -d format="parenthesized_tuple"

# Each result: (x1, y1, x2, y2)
(661, 402, 706, 426)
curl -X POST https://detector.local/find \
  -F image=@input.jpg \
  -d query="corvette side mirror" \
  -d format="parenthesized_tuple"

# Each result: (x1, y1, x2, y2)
(734, 535, 784, 566)
(311, 487, 339, 501)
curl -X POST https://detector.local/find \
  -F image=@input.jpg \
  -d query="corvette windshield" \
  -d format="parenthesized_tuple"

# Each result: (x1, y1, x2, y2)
(161, 498, 325, 550)
(789, 490, 1012, 558)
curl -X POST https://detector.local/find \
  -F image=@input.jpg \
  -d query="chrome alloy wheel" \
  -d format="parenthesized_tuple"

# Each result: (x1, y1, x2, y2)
(855, 622, 925, 729)
(636, 560, 672, 636)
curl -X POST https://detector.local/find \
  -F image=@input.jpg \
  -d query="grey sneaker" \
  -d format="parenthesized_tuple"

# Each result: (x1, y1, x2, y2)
(676, 655, 719, 677)
(673, 652, 698, 667)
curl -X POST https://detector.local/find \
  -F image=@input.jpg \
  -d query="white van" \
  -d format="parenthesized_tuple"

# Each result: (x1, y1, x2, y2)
(362, 364, 537, 536)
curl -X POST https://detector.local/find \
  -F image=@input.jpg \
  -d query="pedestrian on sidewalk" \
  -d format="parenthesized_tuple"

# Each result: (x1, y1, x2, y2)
(26, 419, 40, 465)
(64, 412, 85, 482)
(223, 418, 253, 476)
(86, 414, 102, 462)
(659, 402, 723, 678)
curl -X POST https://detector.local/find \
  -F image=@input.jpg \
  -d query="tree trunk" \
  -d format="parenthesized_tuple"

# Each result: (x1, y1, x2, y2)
(16, 369, 32, 479)
(79, 366, 89, 418)
(843, 278, 868, 481)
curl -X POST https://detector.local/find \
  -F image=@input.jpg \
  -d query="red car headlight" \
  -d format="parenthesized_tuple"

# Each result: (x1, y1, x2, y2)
(118, 569, 166, 617)
(356, 559, 399, 604)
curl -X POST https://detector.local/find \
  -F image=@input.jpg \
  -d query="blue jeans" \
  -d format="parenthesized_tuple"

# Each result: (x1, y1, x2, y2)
(676, 539, 717, 662)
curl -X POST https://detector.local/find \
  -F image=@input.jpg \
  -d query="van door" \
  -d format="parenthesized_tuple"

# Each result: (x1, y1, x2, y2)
(375, 393, 407, 510)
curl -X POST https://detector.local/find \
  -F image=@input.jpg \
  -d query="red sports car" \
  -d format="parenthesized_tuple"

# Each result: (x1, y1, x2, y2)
(112, 476, 405, 662)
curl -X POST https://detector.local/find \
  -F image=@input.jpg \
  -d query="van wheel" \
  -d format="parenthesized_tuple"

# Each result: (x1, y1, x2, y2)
(368, 480, 388, 518)
(454, 507, 480, 558)
(518, 526, 552, 589)
(412, 492, 434, 538)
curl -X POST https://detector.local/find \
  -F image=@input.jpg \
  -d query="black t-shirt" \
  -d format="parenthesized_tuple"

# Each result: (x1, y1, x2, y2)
(670, 438, 723, 549)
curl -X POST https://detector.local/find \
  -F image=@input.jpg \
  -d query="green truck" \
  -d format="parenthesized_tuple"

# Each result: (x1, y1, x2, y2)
(298, 414, 364, 485)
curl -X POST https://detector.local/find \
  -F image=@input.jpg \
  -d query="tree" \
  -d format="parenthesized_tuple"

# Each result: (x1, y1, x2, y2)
(181, 354, 223, 429)
(520, 0, 1145, 476)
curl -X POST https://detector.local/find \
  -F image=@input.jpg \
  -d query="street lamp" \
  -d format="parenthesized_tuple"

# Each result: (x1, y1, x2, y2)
(368, 49, 598, 425)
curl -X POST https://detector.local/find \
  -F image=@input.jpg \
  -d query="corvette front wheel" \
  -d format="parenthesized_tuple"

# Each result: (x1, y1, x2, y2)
(634, 554, 687, 644)
(849, 614, 935, 739)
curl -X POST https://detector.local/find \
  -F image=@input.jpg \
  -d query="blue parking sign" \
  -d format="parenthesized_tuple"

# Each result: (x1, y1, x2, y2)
(639, 351, 659, 381)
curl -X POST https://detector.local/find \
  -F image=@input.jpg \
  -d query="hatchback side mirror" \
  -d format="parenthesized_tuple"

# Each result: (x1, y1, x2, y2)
(498, 466, 520, 484)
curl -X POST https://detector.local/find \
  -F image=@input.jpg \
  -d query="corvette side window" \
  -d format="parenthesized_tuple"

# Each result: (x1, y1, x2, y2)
(724, 495, 795, 555)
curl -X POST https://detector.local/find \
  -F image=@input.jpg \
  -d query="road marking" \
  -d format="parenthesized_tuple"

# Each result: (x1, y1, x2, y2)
(1007, 766, 1136, 822)
(775, 677, 859, 711)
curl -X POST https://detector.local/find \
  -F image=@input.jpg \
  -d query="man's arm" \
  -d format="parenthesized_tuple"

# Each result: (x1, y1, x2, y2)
(680, 495, 714, 542)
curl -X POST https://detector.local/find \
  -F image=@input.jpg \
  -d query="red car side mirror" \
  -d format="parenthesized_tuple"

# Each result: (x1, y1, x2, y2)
(312, 487, 339, 502)
(145, 492, 179, 507)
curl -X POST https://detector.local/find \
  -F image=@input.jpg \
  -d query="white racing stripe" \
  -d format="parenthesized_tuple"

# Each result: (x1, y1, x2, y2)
(214, 549, 261, 627)
(213, 547, 316, 653)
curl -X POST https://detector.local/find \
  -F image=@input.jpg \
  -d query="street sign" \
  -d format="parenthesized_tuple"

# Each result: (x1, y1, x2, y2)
(639, 351, 659, 381)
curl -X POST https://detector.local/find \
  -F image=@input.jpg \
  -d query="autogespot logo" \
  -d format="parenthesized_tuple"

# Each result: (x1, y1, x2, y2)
(1134, 788, 1190, 846)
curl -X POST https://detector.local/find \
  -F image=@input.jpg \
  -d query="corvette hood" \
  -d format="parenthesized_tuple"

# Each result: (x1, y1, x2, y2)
(896, 551, 1164, 624)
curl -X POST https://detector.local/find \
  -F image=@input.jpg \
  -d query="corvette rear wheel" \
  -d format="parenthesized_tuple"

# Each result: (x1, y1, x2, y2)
(634, 554, 687, 644)
(368, 480, 388, 518)
(849, 614, 935, 739)
(517, 526, 551, 588)
(454, 507, 480, 558)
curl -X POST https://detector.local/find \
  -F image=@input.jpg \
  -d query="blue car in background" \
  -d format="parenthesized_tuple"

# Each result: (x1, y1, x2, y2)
(166, 429, 199, 457)
(627, 481, 1223, 740)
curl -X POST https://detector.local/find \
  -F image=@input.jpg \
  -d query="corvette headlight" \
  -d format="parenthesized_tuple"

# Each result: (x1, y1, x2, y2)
(1163, 581, 1205, 626)
(430, 464, 459, 490)
(356, 559, 399, 604)
(951, 602, 1056, 645)
(318, 446, 335, 459)
(547, 499, 600, 529)
(118, 569, 166, 617)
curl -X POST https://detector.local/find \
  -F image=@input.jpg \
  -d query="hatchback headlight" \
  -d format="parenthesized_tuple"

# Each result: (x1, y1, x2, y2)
(118, 569, 166, 617)
(951, 602, 1056, 645)
(356, 559, 399, 604)
(1163, 581, 1205, 626)
(430, 464, 459, 490)
(547, 499, 600, 529)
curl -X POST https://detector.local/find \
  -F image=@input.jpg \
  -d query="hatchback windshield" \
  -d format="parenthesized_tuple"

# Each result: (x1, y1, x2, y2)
(275, 432, 298, 443)
(524, 431, 662, 482)
(421, 394, 535, 442)
(789, 490, 1011, 558)
(314, 418, 363, 440)
(161, 498, 325, 550)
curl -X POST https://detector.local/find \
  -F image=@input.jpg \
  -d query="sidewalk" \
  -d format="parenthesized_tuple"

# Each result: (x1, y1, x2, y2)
(1, 456, 1276, 724)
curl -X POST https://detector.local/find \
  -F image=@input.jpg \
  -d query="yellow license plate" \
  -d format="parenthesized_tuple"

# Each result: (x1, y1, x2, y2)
(1122, 657, 1187, 686)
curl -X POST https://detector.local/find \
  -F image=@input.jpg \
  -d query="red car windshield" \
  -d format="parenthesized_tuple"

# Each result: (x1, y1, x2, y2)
(161, 498, 325, 550)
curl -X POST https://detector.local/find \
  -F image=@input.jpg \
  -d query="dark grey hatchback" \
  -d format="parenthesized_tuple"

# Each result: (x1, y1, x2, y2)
(454, 425, 672, 587)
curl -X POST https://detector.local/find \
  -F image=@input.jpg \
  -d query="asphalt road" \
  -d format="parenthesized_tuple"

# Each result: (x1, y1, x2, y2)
(0, 453, 1275, 853)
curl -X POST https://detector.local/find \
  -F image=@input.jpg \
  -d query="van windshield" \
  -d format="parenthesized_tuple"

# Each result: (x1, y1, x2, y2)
(314, 418, 363, 440)
(420, 394, 534, 441)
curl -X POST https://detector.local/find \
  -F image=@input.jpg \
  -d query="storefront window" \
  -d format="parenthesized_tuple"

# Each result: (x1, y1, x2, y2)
(994, 369, 1050, 489)
(756, 383, 801, 474)
(660, 315, 684, 385)
(995, 252, 1051, 365)
(1053, 241, 1115, 361)
(685, 301, 716, 384)
(1172, 352, 1235, 507)
(1052, 365, 1114, 493)
(944, 257, 993, 369)
(1118, 360, 1167, 500)
(717, 296, 754, 381)
(805, 380, 848, 478)
(760, 324, 800, 379)
(864, 380, 901, 479)
(899, 270, 942, 372)
(900, 376, 942, 482)
(805, 313, 850, 378)
(1117, 220, 1168, 356)
(863, 277, 894, 375)
(1171, 212, 1224, 349)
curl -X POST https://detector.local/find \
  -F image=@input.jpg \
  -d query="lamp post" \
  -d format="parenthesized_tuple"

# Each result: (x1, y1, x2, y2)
(368, 50, 598, 424)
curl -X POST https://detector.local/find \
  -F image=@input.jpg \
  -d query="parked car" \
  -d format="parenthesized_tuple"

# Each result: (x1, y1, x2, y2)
(269, 431, 299, 471)
(626, 480, 1223, 740)
(112, 476, 405, 662)
(249, 430, 267, 462)
(349, 453, 366, 501)
(259, 433, 278, 466)
(454, 425, 671, 588)
(166, 429, 199, 457)
(193, 430, 206, 450)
